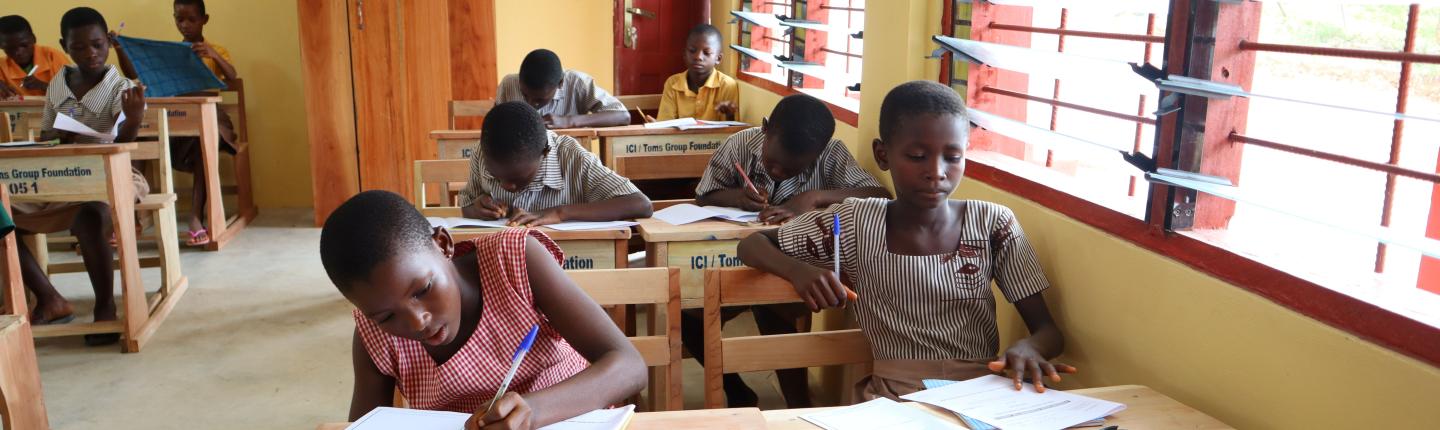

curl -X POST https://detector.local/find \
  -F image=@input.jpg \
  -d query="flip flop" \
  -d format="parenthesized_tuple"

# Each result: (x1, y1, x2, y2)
(186, 228, 211, 247)
(84, 333, 121, 346)
(31, 313, 76, 325)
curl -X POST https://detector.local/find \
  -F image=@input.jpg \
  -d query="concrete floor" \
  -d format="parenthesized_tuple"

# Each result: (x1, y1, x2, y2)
(31, 210, 786, 429)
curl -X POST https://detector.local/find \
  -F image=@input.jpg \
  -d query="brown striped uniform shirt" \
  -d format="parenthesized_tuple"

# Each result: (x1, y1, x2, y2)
(695, 127, 883, 205)
(457, 130, 640, 212)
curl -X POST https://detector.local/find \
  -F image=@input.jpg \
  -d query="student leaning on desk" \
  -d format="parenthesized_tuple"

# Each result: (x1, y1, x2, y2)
(320, 191, 646, 430)
(740, 81, 1076, 400)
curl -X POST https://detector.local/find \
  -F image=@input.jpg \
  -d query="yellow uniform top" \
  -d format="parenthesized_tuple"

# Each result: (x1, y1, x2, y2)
(0, 45, 70, 97)
(657, 69, 738, 121)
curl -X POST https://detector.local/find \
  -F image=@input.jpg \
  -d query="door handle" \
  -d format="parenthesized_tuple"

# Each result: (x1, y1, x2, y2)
(356, 0, 366, 30)
(625, 7, 657, 19)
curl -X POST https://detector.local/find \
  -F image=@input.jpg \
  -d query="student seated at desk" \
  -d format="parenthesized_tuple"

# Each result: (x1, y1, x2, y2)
(12, 7, 149, 346)
(696, 93, 890, 225)
(656, 24, 738, 122)
(497, 49, 629, 129)
(458, 101, 652, 227)
(320, 191, 646, 429)
(0, 15, 69, 99)
(739, 81, 1074, 400)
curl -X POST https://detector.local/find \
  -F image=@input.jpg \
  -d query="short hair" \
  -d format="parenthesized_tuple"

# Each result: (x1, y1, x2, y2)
(878, 80, 968, 142)
(319, 190, 435, 291)
(480, 101, 549, 162)
(688, 24, 722, 45)
(519, 49, 564, 89)
(174, 0, 208, 15)
(60, 7, 108, 40)
(0, 15, 33, 36)
(768, 94, 835, 155)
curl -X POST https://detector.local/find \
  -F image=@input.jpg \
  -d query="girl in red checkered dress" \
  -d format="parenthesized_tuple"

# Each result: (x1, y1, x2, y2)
(320, 191, 646, 430)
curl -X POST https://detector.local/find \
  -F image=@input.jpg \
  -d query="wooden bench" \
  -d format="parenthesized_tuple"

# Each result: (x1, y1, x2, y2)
(566, 268, 682, 411)
(448, 99, 495, 129)
(702, 267, 871, 409)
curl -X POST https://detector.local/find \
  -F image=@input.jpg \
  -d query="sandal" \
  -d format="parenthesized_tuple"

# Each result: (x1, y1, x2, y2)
(186, 228, 211, 247)
(84, 333, 121, 346)
(30, 310, 76, 326)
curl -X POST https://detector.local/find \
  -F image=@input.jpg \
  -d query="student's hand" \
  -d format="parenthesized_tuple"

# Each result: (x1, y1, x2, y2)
(543, 114, 575, 129)
(121, 85, 146, 121)
(469, 195, 509, 220)
(758, 193, 811, 225)
(56, 131, 78, 145)
(108, 31, 121, 46)
(0, 82, 17, 100)
(21, 76, 47, 91)
(738, 186, 769, 212)
(787, 264, 849, 312)
(715, 101, 738, 120)
(191, 42, 219, 60)
(508, 207, 563, 227)
(989, 343, 1077, 393)
(466, 392, 533, 430)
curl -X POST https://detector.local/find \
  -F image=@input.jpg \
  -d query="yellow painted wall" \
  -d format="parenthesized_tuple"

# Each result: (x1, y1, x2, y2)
(493, 0, 615, 94)
(7, 0, 312, 208)
(717, 0, 1440, 427)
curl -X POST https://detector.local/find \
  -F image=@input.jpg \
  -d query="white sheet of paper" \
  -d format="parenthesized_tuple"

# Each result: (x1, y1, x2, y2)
(345, 407, 469, 430)
(543, 220, 639, 231)
(643, 117, 699, 129)
(54, 112, 123, 141)
(0, 141, 42, 147)
(538, 405, 635, 430)
(800, 398, 960, 430)
(426, 217, 511, 230)
(651, 204, 758, 225)
(901, 375, 1125, 430)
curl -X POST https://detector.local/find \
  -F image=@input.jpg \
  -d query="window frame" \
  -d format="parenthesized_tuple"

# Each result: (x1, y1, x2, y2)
(734, 0, 864, 126)
(941, 0, 1440, 369)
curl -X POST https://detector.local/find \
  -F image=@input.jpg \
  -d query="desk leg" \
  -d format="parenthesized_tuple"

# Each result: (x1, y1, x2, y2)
(0, 317, 50, 429)
(198, 104, 227, 251)
(1, 191, 23, 316)
(104, 154, 146, 352)
(1, 113, 12, 142)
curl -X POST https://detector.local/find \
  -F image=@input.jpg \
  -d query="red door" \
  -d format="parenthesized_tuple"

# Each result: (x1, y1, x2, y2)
(613, 0, 710, 95)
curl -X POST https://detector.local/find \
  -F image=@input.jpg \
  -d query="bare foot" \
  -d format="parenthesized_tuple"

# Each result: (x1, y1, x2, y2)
(29, 300, 75, 325)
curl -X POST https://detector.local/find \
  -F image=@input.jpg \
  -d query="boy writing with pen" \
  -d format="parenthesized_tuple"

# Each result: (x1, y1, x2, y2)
(739, 81, 1075, 400)
(321, 190, 646, 429)
(458, 101, 652, 227)
(0, 15, 69, 100)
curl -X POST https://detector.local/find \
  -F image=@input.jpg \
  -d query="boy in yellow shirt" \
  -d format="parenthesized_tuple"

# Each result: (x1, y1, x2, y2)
(657, 24, 738, 121)
(169, 0, 240, 246)
(0, 15, 69, 99)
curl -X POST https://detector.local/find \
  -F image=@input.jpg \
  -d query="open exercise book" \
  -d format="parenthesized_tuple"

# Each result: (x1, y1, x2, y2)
(650, 204, 758, 225)
(900, 375, 1124, 430)
(642, 117, 748, 131)
(346, 404, 635, 430)
(426, 217, 637, 231)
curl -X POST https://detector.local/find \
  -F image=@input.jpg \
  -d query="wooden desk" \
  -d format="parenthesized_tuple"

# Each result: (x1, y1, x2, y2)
(0, 144, 185, 352)
(429, 129, 600, 161)
(448, 227, 632, 270)
(0, 315, 49, 429)
(763, 385, 1233, 430)
(595, 125, 749, 180)
(0, 97, 255, 252)
(316, 407, 767, 430)
(636, 218, 769, 308)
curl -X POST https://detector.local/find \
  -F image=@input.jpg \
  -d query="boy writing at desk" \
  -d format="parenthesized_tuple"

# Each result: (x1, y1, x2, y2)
(321, 191, 646, 429)
(739, 81, 1074, 399)
(458, 102, 652, 226)
(497, 49, 629, 129)
(11, 7, 149, 346)
(656, 24, 738, 122)
(0, 15, 69, 100)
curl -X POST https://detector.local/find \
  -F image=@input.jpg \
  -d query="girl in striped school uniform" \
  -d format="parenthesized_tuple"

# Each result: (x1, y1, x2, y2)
(739, 81, 1074, 401)
(320, 191, 646, 430)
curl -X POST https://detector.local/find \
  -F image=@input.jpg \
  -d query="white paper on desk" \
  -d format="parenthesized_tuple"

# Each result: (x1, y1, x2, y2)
(54, 111, 123, 141)
(652, 203, 758, 225)
(426, 217, 510, 230)
(538, 404, 635, 430)
(644, 117, 699, 129)
(543, 220, 639, 231)
(0, 140, 42, 147)
(345, 407, 469, 430)
(800, 398, 960, 430)
(901, 375, 1125, 430)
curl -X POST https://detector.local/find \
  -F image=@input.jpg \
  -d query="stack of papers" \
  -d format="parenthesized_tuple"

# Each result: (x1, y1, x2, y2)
(426, 217, 636, 231)
(902, 375, 1124, 430)
(642, 117, 748, 131)
(650, 204, 758, 225)
(347, 405, 635, 430)
(800, 398, 957, 430)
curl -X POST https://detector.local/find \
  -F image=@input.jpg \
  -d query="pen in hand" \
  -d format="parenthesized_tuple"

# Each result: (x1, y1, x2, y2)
(482, 324, 540, 418)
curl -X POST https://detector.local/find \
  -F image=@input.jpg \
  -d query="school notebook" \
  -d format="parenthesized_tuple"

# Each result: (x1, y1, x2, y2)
(921, 380, 1103, 430)
(800, 398, 959, 430)
(116, 35, 225, 97)
(426, 217, 638, 231)
(903, 375, 1124, 430)
(651, 203, 758, 225)
(642, 117, 748, 131)
(346, 405, 636, 430)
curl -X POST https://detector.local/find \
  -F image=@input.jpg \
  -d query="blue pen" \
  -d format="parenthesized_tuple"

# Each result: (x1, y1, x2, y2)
(483, 324, 540, 416)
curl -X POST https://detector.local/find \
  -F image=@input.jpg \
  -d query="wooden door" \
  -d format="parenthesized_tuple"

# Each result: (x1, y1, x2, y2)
(299, 0, 361, 225)
(613, 0, 710, 95)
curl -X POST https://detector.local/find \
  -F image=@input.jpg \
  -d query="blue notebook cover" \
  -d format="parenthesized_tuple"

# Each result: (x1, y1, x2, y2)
(116, 35, 225, 97)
